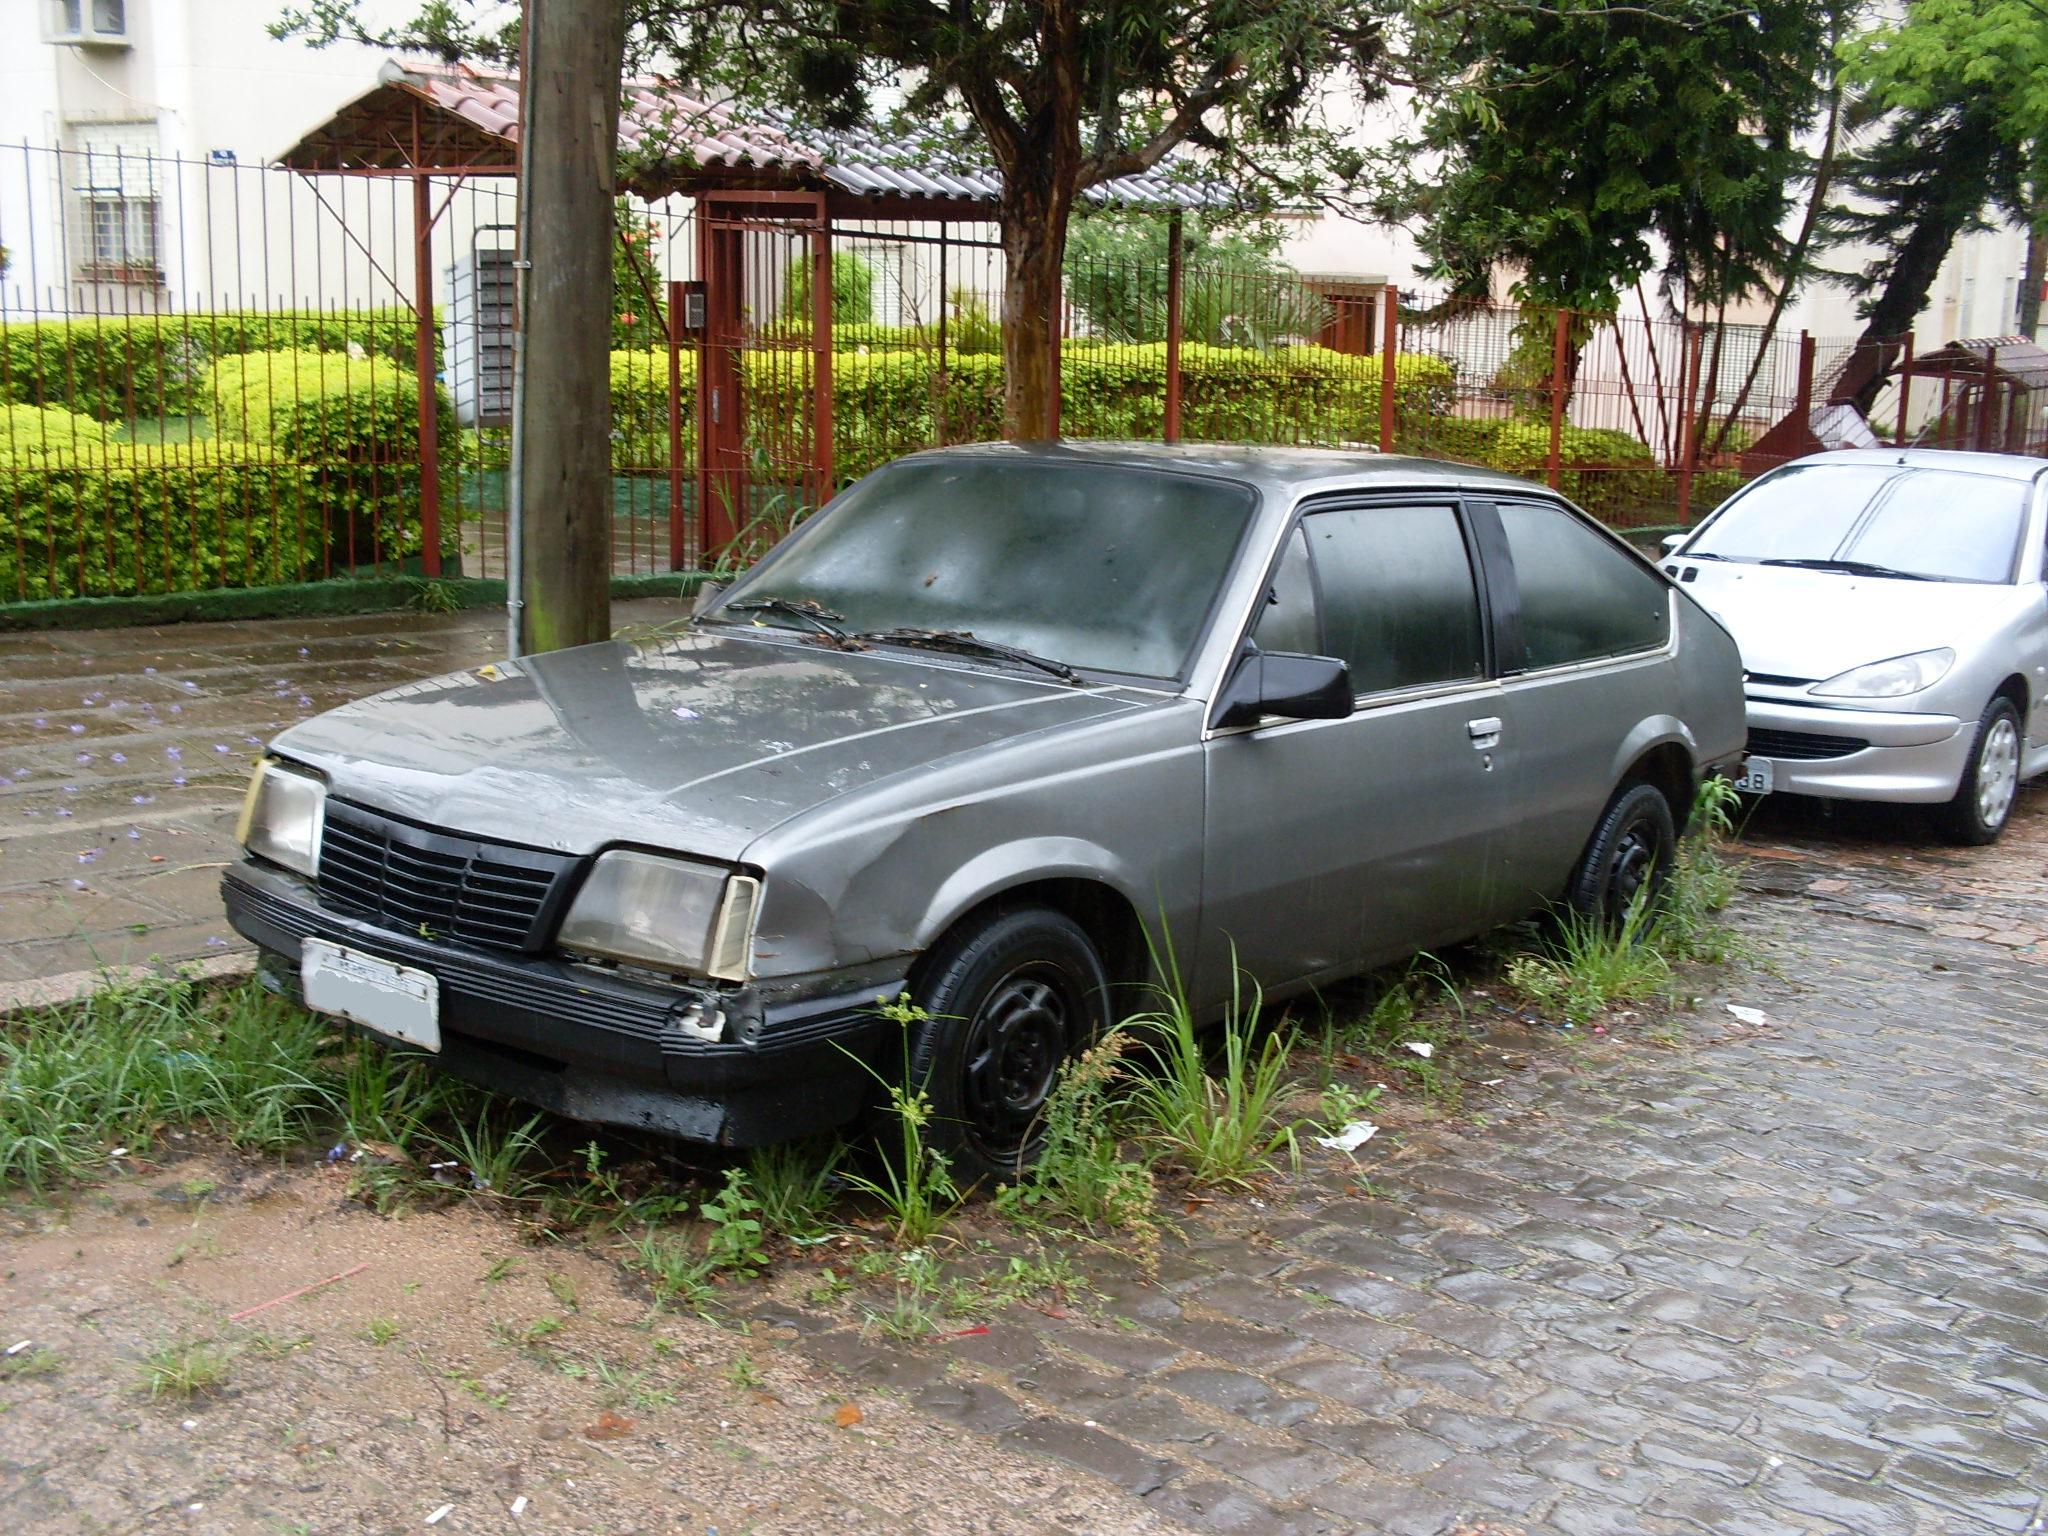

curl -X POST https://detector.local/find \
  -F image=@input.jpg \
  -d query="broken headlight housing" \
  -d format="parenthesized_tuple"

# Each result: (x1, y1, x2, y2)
(557, 851, 759, 981)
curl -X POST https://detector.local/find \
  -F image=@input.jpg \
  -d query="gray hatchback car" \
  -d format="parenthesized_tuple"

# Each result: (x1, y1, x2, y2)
(224, 443, 1744, 1179)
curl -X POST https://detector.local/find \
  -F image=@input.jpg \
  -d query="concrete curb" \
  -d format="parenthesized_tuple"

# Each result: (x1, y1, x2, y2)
(0, 951, 256, 1017)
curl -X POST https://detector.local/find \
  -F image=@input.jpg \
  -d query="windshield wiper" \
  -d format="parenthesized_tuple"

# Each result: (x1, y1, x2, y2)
(858, 627, 1082, 684)
(720, 597, 855, 639)
(1755, 558, 1932, 580)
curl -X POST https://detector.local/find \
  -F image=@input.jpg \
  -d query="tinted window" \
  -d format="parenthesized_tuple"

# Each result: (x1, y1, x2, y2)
(716, 460, 1254, 678)
(1499, 501, 1670, 669)
(1303, 505, 1483, 696)
(1252, 526, 1319, 654)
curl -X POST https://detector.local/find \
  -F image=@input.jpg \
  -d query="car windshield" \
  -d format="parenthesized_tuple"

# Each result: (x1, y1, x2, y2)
(709, 458, 1256, 679)
(1687, 463, 2029, 582)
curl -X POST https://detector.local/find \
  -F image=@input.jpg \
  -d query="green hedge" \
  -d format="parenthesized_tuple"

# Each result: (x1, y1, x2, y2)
(608, 342, 1457, 484)
(2, 403, 109, 455)
(0, 442, 318, 602)
(1403, 415, 1679, 524)
(206, 349, 459, 567)
(0, 309, 429, 422)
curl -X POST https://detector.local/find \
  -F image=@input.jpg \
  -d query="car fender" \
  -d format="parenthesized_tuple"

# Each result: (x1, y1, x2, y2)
(907, 836, 1152, 955)
(1609, 713, 1699, 790)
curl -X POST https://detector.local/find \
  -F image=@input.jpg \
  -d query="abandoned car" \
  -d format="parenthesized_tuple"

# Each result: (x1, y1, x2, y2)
(225, 442, 1745, 1178)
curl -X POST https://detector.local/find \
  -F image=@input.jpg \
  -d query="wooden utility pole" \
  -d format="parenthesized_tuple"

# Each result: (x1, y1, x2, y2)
(516, 0, 627, 654)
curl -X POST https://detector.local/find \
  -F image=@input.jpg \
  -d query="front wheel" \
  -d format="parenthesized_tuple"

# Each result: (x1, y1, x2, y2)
(906, 907, 1109, 1187)
(1565, 781, 1678, 928)
(1934, 696, 2022, 846)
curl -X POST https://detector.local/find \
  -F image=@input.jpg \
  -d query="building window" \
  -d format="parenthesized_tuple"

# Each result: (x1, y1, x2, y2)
(68, 122, 161, 281)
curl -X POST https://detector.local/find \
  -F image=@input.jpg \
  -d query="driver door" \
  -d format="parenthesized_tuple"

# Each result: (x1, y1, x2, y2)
(1198, 500, 1515, 1006)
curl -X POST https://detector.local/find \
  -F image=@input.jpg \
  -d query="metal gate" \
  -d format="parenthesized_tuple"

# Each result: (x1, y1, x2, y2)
(696, 192, 834, 561)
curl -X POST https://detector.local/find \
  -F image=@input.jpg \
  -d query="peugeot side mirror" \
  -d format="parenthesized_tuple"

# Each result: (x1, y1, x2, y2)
(1213, 649, 1353, 730)
(690, 580, 729, 618)
(1660, 533, 1685, 555)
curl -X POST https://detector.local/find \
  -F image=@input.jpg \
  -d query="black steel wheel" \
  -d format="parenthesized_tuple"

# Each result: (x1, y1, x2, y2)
(1566, 781, 1679, 928)
(906, 907, 1108, 1186)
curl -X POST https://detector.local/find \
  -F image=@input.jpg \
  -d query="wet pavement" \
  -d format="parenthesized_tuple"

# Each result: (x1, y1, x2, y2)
(4, 607, 2048, 1533)
(0, 603, 685, 989)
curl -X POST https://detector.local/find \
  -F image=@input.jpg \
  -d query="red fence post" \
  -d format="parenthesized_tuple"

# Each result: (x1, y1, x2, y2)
(412, 170, 442, 578)
(1794, 331, 1816, 438)
(811, 202, 834, 500)
(1895, 331, 1914, 445)
(1378, 285, 1400, 453)
(1976, 342, 1999, 452)
(1545, 307, 1569, 489)
(666, 278, 686, 570)
(1164, 211, 1184, 444)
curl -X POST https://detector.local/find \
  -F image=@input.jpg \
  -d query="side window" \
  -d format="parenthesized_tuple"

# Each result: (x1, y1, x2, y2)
(1251, 526, 1319, 654)
(1302, 504, 1484, 697)
(1497, 501, 1671, 669)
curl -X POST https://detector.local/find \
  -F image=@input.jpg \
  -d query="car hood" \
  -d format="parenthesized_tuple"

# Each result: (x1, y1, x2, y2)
(1672, 561, 2016, 681)
(272, 630, 1155, 861)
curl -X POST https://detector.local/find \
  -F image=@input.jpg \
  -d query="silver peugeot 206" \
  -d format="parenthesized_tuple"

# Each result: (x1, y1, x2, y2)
(1664, 449, 2048, 845)
(225, 443, 1743, 1177)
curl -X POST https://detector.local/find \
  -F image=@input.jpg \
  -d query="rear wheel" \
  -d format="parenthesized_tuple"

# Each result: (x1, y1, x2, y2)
(1566, 781, 1678, 928)
(906, 907, 1109, 1187)
(1934, 696, 2022, 846)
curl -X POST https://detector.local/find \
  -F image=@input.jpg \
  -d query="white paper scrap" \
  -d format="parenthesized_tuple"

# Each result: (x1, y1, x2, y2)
(1404, 1041, 1434, 1058)
(1726, 1005, 1770, 1027)
(1315, 1120, 1379, 1153)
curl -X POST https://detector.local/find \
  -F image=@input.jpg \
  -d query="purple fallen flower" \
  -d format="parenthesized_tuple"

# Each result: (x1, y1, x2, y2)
(172, 774, 187, 786)
(110, 752, 126, 764)
(78, 850, 97, 863)
(182, 681, 199, 692)
(76, 753, 92, 765)
(144, 666, 156, 674)
(57, 809, 73, 818)
(71, 878, 86, 888)
(206, 936, 226, 947)
(132, 794, 154, 805)
(169, 704, 183, 715)
(213, 744, 230, 754)
(126, 828, 140, 840)
(165, 747, 182, 761)
(68, 723, 85, 734)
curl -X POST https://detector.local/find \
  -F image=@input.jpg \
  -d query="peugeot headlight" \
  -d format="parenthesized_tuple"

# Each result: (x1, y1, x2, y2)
(1811, 647, 1955, 700)
(235, 759, 327, 877)
(557, 851, 760, 980)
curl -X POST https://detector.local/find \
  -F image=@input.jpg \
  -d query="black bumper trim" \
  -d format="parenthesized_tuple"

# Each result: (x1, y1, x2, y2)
(223, 863, 904, 1147)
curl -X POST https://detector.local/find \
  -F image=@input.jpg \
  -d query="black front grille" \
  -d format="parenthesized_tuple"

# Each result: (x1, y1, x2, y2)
(316, 801, 580, 953)
(1746, 727, 1872, 762)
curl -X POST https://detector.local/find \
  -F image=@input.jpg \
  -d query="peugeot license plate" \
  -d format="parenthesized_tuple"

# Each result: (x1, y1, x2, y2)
(301, 938, 441, 1051)
(1733, 757, 1774, 795)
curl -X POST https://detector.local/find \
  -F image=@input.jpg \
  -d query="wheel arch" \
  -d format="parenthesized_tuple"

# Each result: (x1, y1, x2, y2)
(1610, 719, 1699, 834)
(912, 867, 1152, 1004)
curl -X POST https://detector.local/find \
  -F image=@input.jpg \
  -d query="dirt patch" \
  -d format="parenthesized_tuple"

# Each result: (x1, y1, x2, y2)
(0, 1153, 1188, 1535)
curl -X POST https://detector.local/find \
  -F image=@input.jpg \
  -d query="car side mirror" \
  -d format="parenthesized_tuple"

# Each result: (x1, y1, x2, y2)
(690, 580, 728, 618)
(1660, 533, 1684, 555)
(1214, 649, 1353, 730)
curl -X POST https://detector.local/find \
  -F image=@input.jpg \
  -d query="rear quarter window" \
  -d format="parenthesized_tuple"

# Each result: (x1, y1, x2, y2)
(1498, 501, 1670, 669)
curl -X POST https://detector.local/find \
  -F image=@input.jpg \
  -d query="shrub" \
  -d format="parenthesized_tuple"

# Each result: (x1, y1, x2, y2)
(0, 440, 318, 601)
(1, 403, 108, 454)
(0, 309, 425, 422)
(783, 250, 876, 325)
(204, 349, 458, 567)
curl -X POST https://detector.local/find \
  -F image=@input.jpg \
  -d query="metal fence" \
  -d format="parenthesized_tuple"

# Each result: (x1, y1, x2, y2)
(5, 139, 2035, 606)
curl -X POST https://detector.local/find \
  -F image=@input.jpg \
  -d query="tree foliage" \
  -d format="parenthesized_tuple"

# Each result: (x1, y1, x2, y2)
(1062, 212, 1329, 346)
(1391, 0, 1835, 315)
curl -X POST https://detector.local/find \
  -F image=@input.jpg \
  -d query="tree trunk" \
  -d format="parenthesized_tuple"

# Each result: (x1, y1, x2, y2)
(999, 193, 1072, 441)
(2020, 208, 2046, 341)
(517, 0, 627, 653)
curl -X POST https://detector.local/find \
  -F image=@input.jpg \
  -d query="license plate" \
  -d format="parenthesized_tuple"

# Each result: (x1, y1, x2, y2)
(301, 938, 441, 1052)
(1733, 757, 1774, 795)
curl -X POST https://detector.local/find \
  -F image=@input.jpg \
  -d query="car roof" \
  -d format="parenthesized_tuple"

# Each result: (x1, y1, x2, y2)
(899, 439, 1552, 499)
(1782, 448, 2048, 483)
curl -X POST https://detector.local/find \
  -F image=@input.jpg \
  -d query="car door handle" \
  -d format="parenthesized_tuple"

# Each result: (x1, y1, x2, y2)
(1467, 716, 1503, 749)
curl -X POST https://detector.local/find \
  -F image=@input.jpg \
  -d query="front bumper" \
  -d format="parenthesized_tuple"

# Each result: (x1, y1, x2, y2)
(222, 861, 906, 1147)
(1743, 696, 1967, 803)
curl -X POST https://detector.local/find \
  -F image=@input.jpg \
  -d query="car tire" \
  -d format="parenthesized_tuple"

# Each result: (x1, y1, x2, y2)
(1566, 781, 1678, 928)
(906, 907, 1109, 1187)
(1934, 696, 2023, 846)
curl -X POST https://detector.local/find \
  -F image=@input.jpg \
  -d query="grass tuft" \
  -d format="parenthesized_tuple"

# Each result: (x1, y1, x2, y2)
(139, 1338, 232, 1399)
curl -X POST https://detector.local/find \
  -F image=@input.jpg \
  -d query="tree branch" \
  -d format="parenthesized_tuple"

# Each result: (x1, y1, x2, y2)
(1080, 55, 1243, 186)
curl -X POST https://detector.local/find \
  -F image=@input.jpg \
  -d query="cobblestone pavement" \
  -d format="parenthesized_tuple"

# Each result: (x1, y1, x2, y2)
(0, 604, 682, 986)
(754, 791, 2048, 1536)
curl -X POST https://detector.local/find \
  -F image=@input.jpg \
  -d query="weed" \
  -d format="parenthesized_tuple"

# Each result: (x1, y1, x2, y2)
(627, 1232, 721, 1313)
(243, 1330, 310, 1361)
(1123, 954, 1302, 1190)
(1316, 1080, 1383, 1132)
(545, 1272, 580, 1311)
(724, 1354, 763, 1390)
(837, 998, 964, 1246)
(405, 577, 462, 615)
(0, 1347, 60, 1379)
(699, 1168, 770, 1277)
(744, 1139, 842, 1241)
(362, 1317, 402, 1347)
(1661, 777, 1747, 964)
(482, 1256, 521, 1284)
(1506, 893, 1672, 1026)
(432, 1112, 550, 1200)
(495, 1316, 564, 1349)
(858, 1252, 947, 1340)
(995, 1034, 1162, 1270)
(139, 1338, 231, 1399)
(0, 977, 337, 1192)
(806, 1268, 854, 1305)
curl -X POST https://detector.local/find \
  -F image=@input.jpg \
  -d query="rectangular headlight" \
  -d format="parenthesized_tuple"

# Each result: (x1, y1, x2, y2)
(557, 851, 757, 981)
(235, 759, 327, 878)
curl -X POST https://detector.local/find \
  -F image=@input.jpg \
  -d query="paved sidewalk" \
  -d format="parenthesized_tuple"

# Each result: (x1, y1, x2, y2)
(0, 602, 685, 989)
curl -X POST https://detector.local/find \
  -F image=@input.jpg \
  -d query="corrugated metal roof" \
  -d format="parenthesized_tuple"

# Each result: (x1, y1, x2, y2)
(283, 61, 1227, 209)
(1908, 337, 2048, 390)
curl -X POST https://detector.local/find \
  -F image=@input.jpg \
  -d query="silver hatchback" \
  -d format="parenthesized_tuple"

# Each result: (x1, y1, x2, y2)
(1665, 450, 2048, 843)
(225, 444, 1743, 1175)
